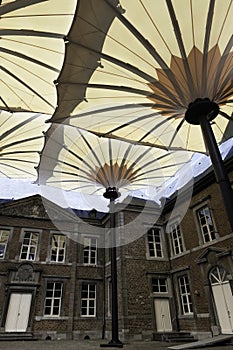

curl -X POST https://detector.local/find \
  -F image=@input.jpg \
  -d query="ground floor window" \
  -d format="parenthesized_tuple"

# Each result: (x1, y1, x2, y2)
(178, 275, 193, 315)
(44, 281, 63, 317)
(81, 283, 96, 317)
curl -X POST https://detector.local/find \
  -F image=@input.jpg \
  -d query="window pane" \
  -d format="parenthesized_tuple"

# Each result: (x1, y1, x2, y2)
(44, 282, 62, 317)
(147, 228, 163, 258)
(81, 284, 96, 317)
(178, 275, 193, 315)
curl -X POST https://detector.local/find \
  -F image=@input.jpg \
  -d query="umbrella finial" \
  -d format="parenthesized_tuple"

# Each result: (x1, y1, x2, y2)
(185, 98, 219, 125)
(103, 187, 121, 200)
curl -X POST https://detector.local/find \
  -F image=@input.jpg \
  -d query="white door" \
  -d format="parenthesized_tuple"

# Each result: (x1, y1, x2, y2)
(154, 298, 172, 332)
(210, 267, 233, 334)
(5, 293, 32, 332)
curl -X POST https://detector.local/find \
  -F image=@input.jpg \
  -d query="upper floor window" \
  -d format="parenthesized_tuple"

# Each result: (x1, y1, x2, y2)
(83, 237, 97, 265)
(0, 228, 10, 259)
(169, 222, 185, 255)
(152, 277, 168, 293)
(178, 275, 193, 315)
(20, 230, 39, 261)
(147, 228, 163, 258)
(50, 234, 66, 263)
(44, 281, 63, 317)
(81, 283, 96, 317)
(196, 205, 216, 243)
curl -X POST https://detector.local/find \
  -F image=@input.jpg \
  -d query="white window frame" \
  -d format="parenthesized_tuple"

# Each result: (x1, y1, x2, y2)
(178, 275, 193, 315)
(152, 277, 168, 294)
(169, 222, 185, 256)
(20, 229, 39, 261)
(50, 233, 66, 263)
(0, 227, 11, 259)
(44, 281, 63, 317)
(83, 236, 97, 265)
(146, 227, 163, 258)
(195, 204, 217, 244)
(81, 283, 96, 317)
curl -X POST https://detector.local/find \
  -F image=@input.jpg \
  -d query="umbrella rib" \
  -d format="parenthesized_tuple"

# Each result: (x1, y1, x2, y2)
(76, 129, 106, 170)
(0, 161, 36, 176)
(72, 41, 181, 105)
(0, 96, 11, 111)
(60, 82, 177, 107)
(103, 0, 186, 104)
(63, 148, 95, 175)
(52, 169, 95, 183)
(138, 115, 175, 143)
(1, 66, 54, 109)
(99, 111, 164, 137)
(0, 156, 37, 163)
(214, 63, 233, 101)
(75, 130, 110, 186)
(1, 47, 60, 73)
(166, 0, 195, 97)
(212, 20, 233, 97)
(218, 90, 233, 103)
(0, 135, 44, 151)
(131, 162, 186, 182)
(0, 113, 42, 141)
(0, 0, 48, 16)
(132, 152, 173, 173)
(218, 111, 233, 122)
(202, 0, 215, 94)
(0, 29, 64, 39)
(118, 143, 134, 184)
(66, 103, 154, 119)
(167, 118, 186, 149)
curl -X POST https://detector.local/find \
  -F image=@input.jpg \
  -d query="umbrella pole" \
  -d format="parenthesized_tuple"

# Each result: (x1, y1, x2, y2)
(101, 187, 123, 348)
(199, 116, 233, 232)
(185, 98, 233, 232)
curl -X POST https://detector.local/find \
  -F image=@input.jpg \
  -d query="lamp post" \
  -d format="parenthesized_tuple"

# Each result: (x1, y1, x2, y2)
(101, 186, 123, 348)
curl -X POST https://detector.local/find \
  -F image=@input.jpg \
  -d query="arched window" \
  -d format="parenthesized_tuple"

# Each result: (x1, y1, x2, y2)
(209, 266, 227, 285)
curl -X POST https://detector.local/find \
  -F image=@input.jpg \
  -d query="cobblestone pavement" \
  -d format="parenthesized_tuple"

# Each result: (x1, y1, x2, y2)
(0, 340, 232, 350)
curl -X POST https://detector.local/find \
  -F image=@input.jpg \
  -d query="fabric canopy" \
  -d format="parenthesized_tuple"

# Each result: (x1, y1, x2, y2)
(0, 110, 50, 178)
(0, 0, 76, 114)
(39, 124, 192, 196)
(51, 0, 233, 153)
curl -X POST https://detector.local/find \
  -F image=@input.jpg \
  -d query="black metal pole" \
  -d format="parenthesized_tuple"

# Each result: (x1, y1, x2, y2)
(101, 187, 123, 348)
(200, 117, 233, 231)
(185, 98, 233, 232)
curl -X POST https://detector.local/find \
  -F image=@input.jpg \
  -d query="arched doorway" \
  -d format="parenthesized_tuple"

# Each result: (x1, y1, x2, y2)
(210, 266, 233, 334)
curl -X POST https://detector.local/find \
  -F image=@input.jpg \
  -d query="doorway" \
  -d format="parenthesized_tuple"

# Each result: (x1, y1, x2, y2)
(5, 293, 32, 332)
(154, 298, 172, 332)
(210, 266, 233, 334)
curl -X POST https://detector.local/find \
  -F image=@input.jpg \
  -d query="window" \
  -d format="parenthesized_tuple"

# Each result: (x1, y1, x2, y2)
(147, 228, 163, 258)
(210, 266, 227, 285)
(81, 283, 96, 317)
(178, 275, 193, 315)
(152, 278, 168, 293)
(0, 228, 10, 259)
(20, 230, 39, 260)
(196, 205, 216, 243)
(44, 281, 63, 317)
(50, 234, 66, 262)
(170, 223, 185, 255)
(83, 237, 97, 265)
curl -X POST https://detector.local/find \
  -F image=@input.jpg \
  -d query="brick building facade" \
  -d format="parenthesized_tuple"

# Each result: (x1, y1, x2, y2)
(0, 156, 232, 341)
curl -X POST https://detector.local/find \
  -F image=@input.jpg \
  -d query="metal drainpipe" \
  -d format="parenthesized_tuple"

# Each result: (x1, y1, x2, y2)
(102, 234, 106, 339)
